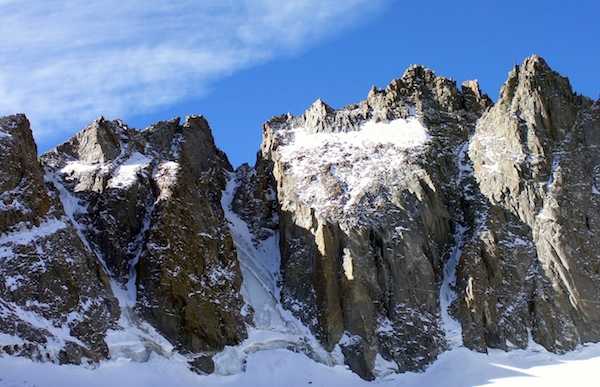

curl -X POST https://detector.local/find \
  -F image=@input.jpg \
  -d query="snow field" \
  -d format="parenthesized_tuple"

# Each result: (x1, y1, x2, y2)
(2, 341, 600, 386)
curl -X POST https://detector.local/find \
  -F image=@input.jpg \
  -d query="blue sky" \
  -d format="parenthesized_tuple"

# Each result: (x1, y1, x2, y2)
(1, 1, 598, 167)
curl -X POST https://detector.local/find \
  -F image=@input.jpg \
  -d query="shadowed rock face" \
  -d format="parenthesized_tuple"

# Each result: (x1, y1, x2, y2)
(0, 115, 119, 363)
(134, 117, 248, 352)
(40, 115, 247, 353)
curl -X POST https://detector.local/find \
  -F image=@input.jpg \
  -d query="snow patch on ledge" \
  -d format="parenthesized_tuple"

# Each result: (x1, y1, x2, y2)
(108, 152, 152, 189)
(278, 115, 430, 215)
(60, 161, 100, 175)
(291, 116, 430, 150)
(154, 161, 180, 200)
(0, 218, 68, 248)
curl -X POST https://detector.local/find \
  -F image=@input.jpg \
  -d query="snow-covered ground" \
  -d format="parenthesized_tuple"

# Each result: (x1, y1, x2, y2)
(2, 341, 600, 386)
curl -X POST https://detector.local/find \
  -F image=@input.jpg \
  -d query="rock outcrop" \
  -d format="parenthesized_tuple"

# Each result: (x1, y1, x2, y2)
(456, 55, 600, 352)
(247, 56, 600, 379)
(254, 65, 492, 379)
(0, 114, 119, 363)
(40, 115, 248, 354)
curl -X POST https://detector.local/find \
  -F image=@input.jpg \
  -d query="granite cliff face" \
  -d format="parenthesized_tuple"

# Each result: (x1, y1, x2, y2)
(0, 114, 248, 368)
(1, 55, 600, 381)
(241, 55, 600, 378)
(457, 56, 600, 352)
(253, 65, 491, 379)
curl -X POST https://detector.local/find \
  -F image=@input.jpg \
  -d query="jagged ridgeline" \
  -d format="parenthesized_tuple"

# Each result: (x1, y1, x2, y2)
(1, 115, 248, 366)
(1, 55, 599, 380)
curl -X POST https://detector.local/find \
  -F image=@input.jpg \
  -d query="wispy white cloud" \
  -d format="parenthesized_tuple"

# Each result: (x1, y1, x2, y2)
(0, 0, 386, 146)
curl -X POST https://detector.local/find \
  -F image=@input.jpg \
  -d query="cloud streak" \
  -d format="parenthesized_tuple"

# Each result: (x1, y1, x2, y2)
(0, 0, 386, 146)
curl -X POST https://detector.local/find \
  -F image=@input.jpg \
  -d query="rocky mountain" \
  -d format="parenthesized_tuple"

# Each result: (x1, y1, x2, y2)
(1, 55, 599, 381)
(237, 55, 600, 379)
(0, 115, 118, 363)
(459, 56, 600, 352)
(41, 115, 249, 357)
(1, 114, 248, 369)
(252, 64, 491, 379)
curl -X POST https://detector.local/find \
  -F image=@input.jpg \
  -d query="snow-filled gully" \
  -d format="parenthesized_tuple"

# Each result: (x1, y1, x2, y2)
(217, 172, 341, 375)
(48, 169, 176, 362)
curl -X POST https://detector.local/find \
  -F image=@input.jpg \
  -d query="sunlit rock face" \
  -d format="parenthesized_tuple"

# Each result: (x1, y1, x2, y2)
(253, 55, 600, 380)
(459, 55, 600, 353)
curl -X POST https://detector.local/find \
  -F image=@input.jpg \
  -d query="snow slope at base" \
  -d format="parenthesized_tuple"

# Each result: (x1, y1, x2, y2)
(220, 173, 289, 329)
(2, 342, 600, 386)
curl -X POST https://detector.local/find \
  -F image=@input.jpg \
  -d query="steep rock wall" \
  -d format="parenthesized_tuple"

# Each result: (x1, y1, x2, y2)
(256, 66, 491, 379)
(41, 115, 247, 354)
(0, 115, 119, 363)
(457, 56, 600, 352)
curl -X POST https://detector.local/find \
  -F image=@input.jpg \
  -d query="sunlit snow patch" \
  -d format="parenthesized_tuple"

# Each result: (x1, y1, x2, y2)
(60, 161, 100, 175)
(290, 116, 430, 149)
(342, 248, 354, 281)
(154, 161, 180, 200)
(0, 218, 67, 254)
(108, 152, 152, 189)
(278, 116, 430, 215)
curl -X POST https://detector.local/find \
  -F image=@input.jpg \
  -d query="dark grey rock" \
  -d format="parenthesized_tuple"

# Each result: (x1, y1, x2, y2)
(41, 115, 248, 354)
(189, 354, 215, 375)
(0, 114, 119, 364)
